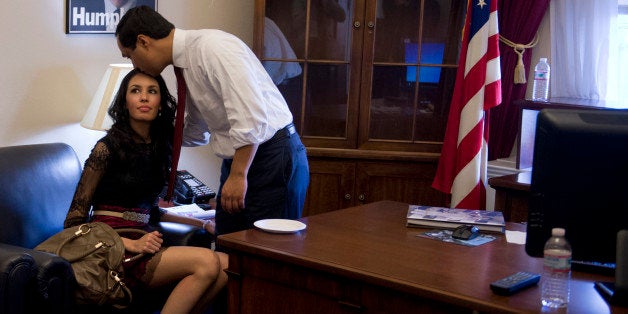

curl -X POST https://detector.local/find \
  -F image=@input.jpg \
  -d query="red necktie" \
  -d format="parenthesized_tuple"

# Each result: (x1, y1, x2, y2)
(165, 67, 186, 201)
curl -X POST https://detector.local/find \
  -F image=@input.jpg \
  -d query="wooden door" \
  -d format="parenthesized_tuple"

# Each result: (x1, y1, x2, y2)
(358, 0, 465, 153)
(303, 158, 356, 216)
(260, 0, 362, 149)
(355, 160, 448, 207)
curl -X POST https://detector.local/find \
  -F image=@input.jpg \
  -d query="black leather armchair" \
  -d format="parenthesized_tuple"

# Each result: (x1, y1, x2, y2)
(0, 143, 213, 314)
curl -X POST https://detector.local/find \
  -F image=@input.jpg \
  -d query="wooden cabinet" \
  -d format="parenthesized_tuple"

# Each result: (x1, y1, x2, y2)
(256, 0, 465, 213)
(304, 155, 448, 217)
(303, 158, 356, 216)
(488, 172, 531, 223)
(355, 160, 448, 208)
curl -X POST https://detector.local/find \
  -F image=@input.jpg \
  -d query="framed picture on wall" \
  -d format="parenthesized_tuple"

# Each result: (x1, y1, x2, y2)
(66, 0, 158, 34)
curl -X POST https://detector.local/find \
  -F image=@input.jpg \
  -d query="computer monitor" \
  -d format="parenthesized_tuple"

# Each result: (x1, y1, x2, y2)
(525, 108, 628, 274)
(405, 42, 445, 83)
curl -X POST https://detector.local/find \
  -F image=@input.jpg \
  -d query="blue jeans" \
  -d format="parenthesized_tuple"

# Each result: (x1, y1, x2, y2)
(215, 124, 309, 239)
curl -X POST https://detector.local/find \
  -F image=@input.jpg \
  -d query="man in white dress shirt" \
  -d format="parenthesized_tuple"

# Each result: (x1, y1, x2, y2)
(115, 6, 310, 241)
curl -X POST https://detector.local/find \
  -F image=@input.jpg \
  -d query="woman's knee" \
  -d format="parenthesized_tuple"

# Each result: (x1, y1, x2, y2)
(216, 252, 229, 270)
(192, 250, 223, 281)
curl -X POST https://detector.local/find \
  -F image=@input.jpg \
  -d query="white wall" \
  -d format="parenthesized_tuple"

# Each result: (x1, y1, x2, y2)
(0, 0, 254, 191)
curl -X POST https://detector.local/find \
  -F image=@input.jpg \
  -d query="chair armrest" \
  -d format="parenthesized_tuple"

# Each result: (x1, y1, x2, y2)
(0, 244, 35, 314)
(153, 222, 213, 249)
(28, 250, 75, 313)
(0, 243, 75, 314)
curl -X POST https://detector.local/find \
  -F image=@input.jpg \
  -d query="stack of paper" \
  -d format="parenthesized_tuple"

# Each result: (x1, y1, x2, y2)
(164, 203, 215, 219)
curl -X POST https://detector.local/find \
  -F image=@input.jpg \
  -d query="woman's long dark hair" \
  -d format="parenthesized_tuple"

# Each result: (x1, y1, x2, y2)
(107, 68, 177, 180)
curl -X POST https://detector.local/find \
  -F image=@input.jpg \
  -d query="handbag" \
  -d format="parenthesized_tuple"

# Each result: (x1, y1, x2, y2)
(35, 222, 146, 308)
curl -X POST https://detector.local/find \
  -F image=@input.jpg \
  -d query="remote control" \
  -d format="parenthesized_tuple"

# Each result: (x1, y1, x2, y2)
(490, 271, 541, 296)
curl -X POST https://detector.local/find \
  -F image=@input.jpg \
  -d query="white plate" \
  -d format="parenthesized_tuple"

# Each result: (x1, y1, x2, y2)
(254, 219, 307, 234)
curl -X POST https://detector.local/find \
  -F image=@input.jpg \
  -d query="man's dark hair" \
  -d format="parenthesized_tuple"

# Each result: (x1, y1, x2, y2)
(116, 5, 174, 50)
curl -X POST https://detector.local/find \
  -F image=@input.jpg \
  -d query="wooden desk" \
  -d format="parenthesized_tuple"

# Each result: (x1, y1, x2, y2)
(489, 172, 531, 223)
(218, 201, 621, 313)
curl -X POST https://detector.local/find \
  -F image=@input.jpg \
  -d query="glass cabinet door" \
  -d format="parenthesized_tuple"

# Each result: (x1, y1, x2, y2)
(263, 0, 358, 149)
(258, 0, 465, 152)
(360, 0, 465, 153)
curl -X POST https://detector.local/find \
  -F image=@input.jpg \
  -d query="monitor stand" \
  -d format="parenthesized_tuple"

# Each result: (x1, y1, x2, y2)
(595, 230, 628, 306)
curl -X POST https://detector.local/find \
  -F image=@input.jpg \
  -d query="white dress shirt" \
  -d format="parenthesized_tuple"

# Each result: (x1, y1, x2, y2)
(262, 17, 302, 85)
(173, 29, 293, 159)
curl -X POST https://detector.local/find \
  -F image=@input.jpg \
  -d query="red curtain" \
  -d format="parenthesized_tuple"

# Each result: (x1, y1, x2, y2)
(488, 0, 551, 160)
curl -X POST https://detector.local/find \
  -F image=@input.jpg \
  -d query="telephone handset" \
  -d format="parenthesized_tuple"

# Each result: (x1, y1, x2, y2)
(174, 170, 216, 205)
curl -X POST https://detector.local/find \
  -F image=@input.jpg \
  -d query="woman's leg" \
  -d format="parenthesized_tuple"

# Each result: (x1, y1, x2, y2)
(190, 251, 229, 314)
(144, 246, 228, 314)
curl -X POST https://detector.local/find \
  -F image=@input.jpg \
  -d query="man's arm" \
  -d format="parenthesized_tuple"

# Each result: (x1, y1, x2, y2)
(220, 144, 259, 213)
(182, 104, 211, 147)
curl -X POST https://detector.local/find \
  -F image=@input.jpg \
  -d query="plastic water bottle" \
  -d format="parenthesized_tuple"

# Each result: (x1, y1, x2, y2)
(541, 227, 571, 308)
(532, 58, 550, 101)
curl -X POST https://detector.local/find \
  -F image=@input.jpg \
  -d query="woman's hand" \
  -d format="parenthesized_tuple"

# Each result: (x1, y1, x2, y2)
(202, 219, 215, 235)
(123, 231, 163, 254)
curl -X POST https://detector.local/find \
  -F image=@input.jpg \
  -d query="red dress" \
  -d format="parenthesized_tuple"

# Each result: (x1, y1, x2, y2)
(91, 204, 166, 289)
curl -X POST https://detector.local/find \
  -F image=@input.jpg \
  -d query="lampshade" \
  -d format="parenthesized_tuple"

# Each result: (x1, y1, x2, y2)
(80, 63, 134, 131)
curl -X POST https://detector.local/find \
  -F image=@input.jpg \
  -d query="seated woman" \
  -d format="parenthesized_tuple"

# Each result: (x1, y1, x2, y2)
(64, 68, 227, 314)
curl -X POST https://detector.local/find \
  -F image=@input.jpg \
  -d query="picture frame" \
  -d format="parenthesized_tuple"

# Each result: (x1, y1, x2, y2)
(66, 0, 158, 34)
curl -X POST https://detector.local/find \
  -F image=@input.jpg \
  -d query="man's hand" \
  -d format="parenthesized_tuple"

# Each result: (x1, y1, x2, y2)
(220, 144, 258, 213)
(221, 173, 247, 213)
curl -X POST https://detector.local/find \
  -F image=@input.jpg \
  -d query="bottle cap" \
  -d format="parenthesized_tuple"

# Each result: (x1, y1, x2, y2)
(551, 228, 565, 236)
(540, 57, 548, 62)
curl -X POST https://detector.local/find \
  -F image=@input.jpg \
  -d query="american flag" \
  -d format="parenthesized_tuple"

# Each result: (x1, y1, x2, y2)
(432, 0, 502, 209)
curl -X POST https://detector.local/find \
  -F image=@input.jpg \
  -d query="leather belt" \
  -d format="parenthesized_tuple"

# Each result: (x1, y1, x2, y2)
(285, 123, 296, 135)
(263, 123, 296, 147)
(93, 210, 150, 224)
(275, 123, 296, 137)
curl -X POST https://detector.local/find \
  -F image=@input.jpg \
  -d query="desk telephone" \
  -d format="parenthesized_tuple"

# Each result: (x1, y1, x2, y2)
(174, 170, 216, 205)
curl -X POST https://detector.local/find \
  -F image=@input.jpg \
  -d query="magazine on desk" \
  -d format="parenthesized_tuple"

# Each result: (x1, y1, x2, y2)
(406, 205, 505, 233)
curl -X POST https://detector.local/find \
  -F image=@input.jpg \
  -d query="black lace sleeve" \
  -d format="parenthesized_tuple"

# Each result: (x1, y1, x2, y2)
(148, 206, 167, 225)
(63, 141, 110, 228)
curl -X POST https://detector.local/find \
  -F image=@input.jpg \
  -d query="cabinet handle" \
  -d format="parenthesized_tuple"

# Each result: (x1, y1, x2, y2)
(353, 21, 361, 28)
(367, 21, 375, 28)
(358, 194, 365, 201)
(344, 194, 352, 200)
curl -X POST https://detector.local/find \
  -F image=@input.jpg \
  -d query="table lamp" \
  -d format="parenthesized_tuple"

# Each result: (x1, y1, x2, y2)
(80, 63, 133, 130)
